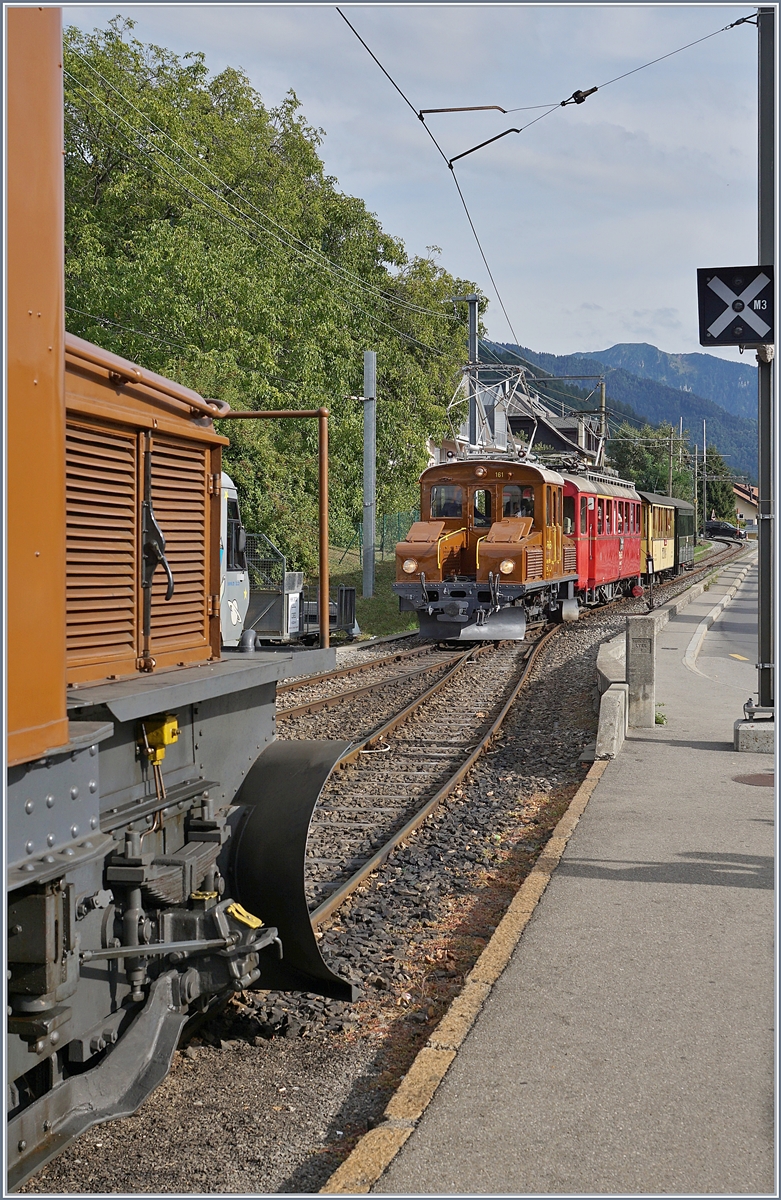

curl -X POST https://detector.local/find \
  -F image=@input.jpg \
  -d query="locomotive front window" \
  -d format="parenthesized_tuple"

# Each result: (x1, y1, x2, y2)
(502, 485, 534, 519)
(430, 485, 463, 518)
(580, 497, 588, 534)
(563, 496, 575, 534)
(472, 488, 492, 527)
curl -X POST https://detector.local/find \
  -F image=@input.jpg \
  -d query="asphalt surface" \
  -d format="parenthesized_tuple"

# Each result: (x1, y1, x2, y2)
(379, 561, 775, 1195)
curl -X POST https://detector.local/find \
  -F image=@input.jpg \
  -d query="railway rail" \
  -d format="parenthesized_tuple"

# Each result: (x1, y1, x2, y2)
(291, 538, 747, 933)
(276, 645, 461, 720)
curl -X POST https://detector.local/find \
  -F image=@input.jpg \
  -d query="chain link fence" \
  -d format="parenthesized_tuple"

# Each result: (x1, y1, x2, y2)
(334, 511, 419, 566)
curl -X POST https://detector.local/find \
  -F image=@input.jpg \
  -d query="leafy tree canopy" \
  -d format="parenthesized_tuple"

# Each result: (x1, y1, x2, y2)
(64, 18, 480, 568)
(607, 422, 693, 499)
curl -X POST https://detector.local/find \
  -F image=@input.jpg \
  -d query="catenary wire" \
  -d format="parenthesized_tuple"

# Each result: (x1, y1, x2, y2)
(67, 45, 459, 326)
(595, 10, 757, 90)
(336, 7, 522, 347)
(65, 305, 309, 389)
(435, 14, 755, 165)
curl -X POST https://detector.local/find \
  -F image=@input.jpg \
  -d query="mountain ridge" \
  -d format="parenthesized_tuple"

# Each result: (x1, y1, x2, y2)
(489, 342, 757, 482)
(579, 343, 757, 420)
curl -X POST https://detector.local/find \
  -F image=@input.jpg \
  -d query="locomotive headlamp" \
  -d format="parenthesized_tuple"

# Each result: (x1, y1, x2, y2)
(474, 466, 487, 477)
(499, 559, 515, 575)
(402, 558, 419, 574)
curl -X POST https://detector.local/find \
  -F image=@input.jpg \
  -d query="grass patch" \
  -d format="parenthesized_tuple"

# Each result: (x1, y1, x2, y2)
(694, 540, 713, 561)
(329, 547, 416, 639)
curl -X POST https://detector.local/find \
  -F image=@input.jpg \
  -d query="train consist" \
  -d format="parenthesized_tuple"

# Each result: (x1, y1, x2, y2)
(393, 459, 694, 640)
(6, 11, 352, 1189)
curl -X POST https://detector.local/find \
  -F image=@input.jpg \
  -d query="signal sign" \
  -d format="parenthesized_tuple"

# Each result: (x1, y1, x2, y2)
(697, 265, 774, 347)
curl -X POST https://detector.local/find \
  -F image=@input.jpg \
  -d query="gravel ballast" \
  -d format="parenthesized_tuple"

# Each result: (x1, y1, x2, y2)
(22, 590, 709, 1193)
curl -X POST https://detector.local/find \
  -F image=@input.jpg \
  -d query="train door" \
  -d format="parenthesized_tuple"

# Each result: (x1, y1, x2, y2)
(587, 494, 596, 585)
(220, 472, 250, 646)
(464, 485, 493, 574)
(544, 485, 561, 578)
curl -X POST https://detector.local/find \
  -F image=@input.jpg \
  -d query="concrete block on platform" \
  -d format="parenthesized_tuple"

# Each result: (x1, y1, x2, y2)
(733, 719, 775, 754)
(595, 683, 628, 759)
(596, 633, 625, 694)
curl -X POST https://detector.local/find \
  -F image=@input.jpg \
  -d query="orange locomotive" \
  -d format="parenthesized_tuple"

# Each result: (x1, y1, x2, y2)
(393, 459, 643, 639)
(7, 10, 348, 1189)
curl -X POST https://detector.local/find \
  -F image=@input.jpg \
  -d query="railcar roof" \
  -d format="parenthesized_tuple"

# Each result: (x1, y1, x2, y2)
(422, 461, 565, 486)
(563, 473, 640, 500)
(638, 490, 694, 510)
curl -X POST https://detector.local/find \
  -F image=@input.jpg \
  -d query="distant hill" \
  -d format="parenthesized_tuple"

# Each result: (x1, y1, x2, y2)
(578, 343, 757, 421)
(489, 343, 757, 482)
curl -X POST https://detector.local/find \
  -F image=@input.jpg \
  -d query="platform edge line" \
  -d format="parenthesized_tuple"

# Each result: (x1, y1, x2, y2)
(319, 757, 610, 1196)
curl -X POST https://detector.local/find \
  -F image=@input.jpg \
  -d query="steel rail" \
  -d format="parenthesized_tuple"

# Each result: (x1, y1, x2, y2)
(334, 643, 497, 769)
(310, 627, 559, 926)
(276, 644, 439, 694)
(277, 654, 461, 721)
(305, 548, 746, 925)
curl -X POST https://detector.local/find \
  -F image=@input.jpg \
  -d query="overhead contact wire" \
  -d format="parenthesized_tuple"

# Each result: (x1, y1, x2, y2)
(65, 72, 448, 357)
(333, 8, 518, 348)
(441, 12, 755, 164)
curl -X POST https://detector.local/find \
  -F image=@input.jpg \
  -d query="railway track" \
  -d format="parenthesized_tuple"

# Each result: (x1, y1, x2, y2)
(28, 550, 750, 1195)
(300, 630, 556, 923)
(292, 543, 748, 930)
(276, 645, 460, 720)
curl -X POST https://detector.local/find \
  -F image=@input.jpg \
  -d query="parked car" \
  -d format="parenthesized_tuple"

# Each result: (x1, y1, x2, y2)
(705, 519, 746, 540)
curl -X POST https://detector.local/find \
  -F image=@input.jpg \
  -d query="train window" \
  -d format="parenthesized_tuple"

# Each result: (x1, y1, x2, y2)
(472, 488, 492, 528)
(503, 485, 534, 519)
(580, 497, 588, 534)
(597, 498, 604, 535)
(563, 496, 575, 535)
(605, 500, 611, 535)
(226, 499, 247, 571)
(431, 485, 463, 518)
(616, 502, 623, 534)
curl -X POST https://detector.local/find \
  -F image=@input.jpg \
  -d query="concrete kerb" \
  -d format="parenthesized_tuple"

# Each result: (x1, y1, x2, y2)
(319, 759, 610, 1195)
(683, 559, 756, 675)
(593, 554, 755, 759)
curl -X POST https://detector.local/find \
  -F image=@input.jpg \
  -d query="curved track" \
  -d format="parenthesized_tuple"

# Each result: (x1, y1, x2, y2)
(295, 541, 748, 930)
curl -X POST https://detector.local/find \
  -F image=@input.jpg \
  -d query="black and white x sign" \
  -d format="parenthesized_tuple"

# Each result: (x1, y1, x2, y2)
(697, 265, 774, 347)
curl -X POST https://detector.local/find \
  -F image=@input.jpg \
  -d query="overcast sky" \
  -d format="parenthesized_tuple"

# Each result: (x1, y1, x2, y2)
(63, 2, 761, 362)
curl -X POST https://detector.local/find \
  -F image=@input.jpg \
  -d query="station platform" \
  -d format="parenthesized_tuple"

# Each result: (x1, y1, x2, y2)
(371, 560, 775, 1195)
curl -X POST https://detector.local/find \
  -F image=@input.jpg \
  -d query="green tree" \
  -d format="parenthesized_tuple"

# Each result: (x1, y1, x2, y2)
(63, 18, 478, 568)
(607, 422, 692, 499)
